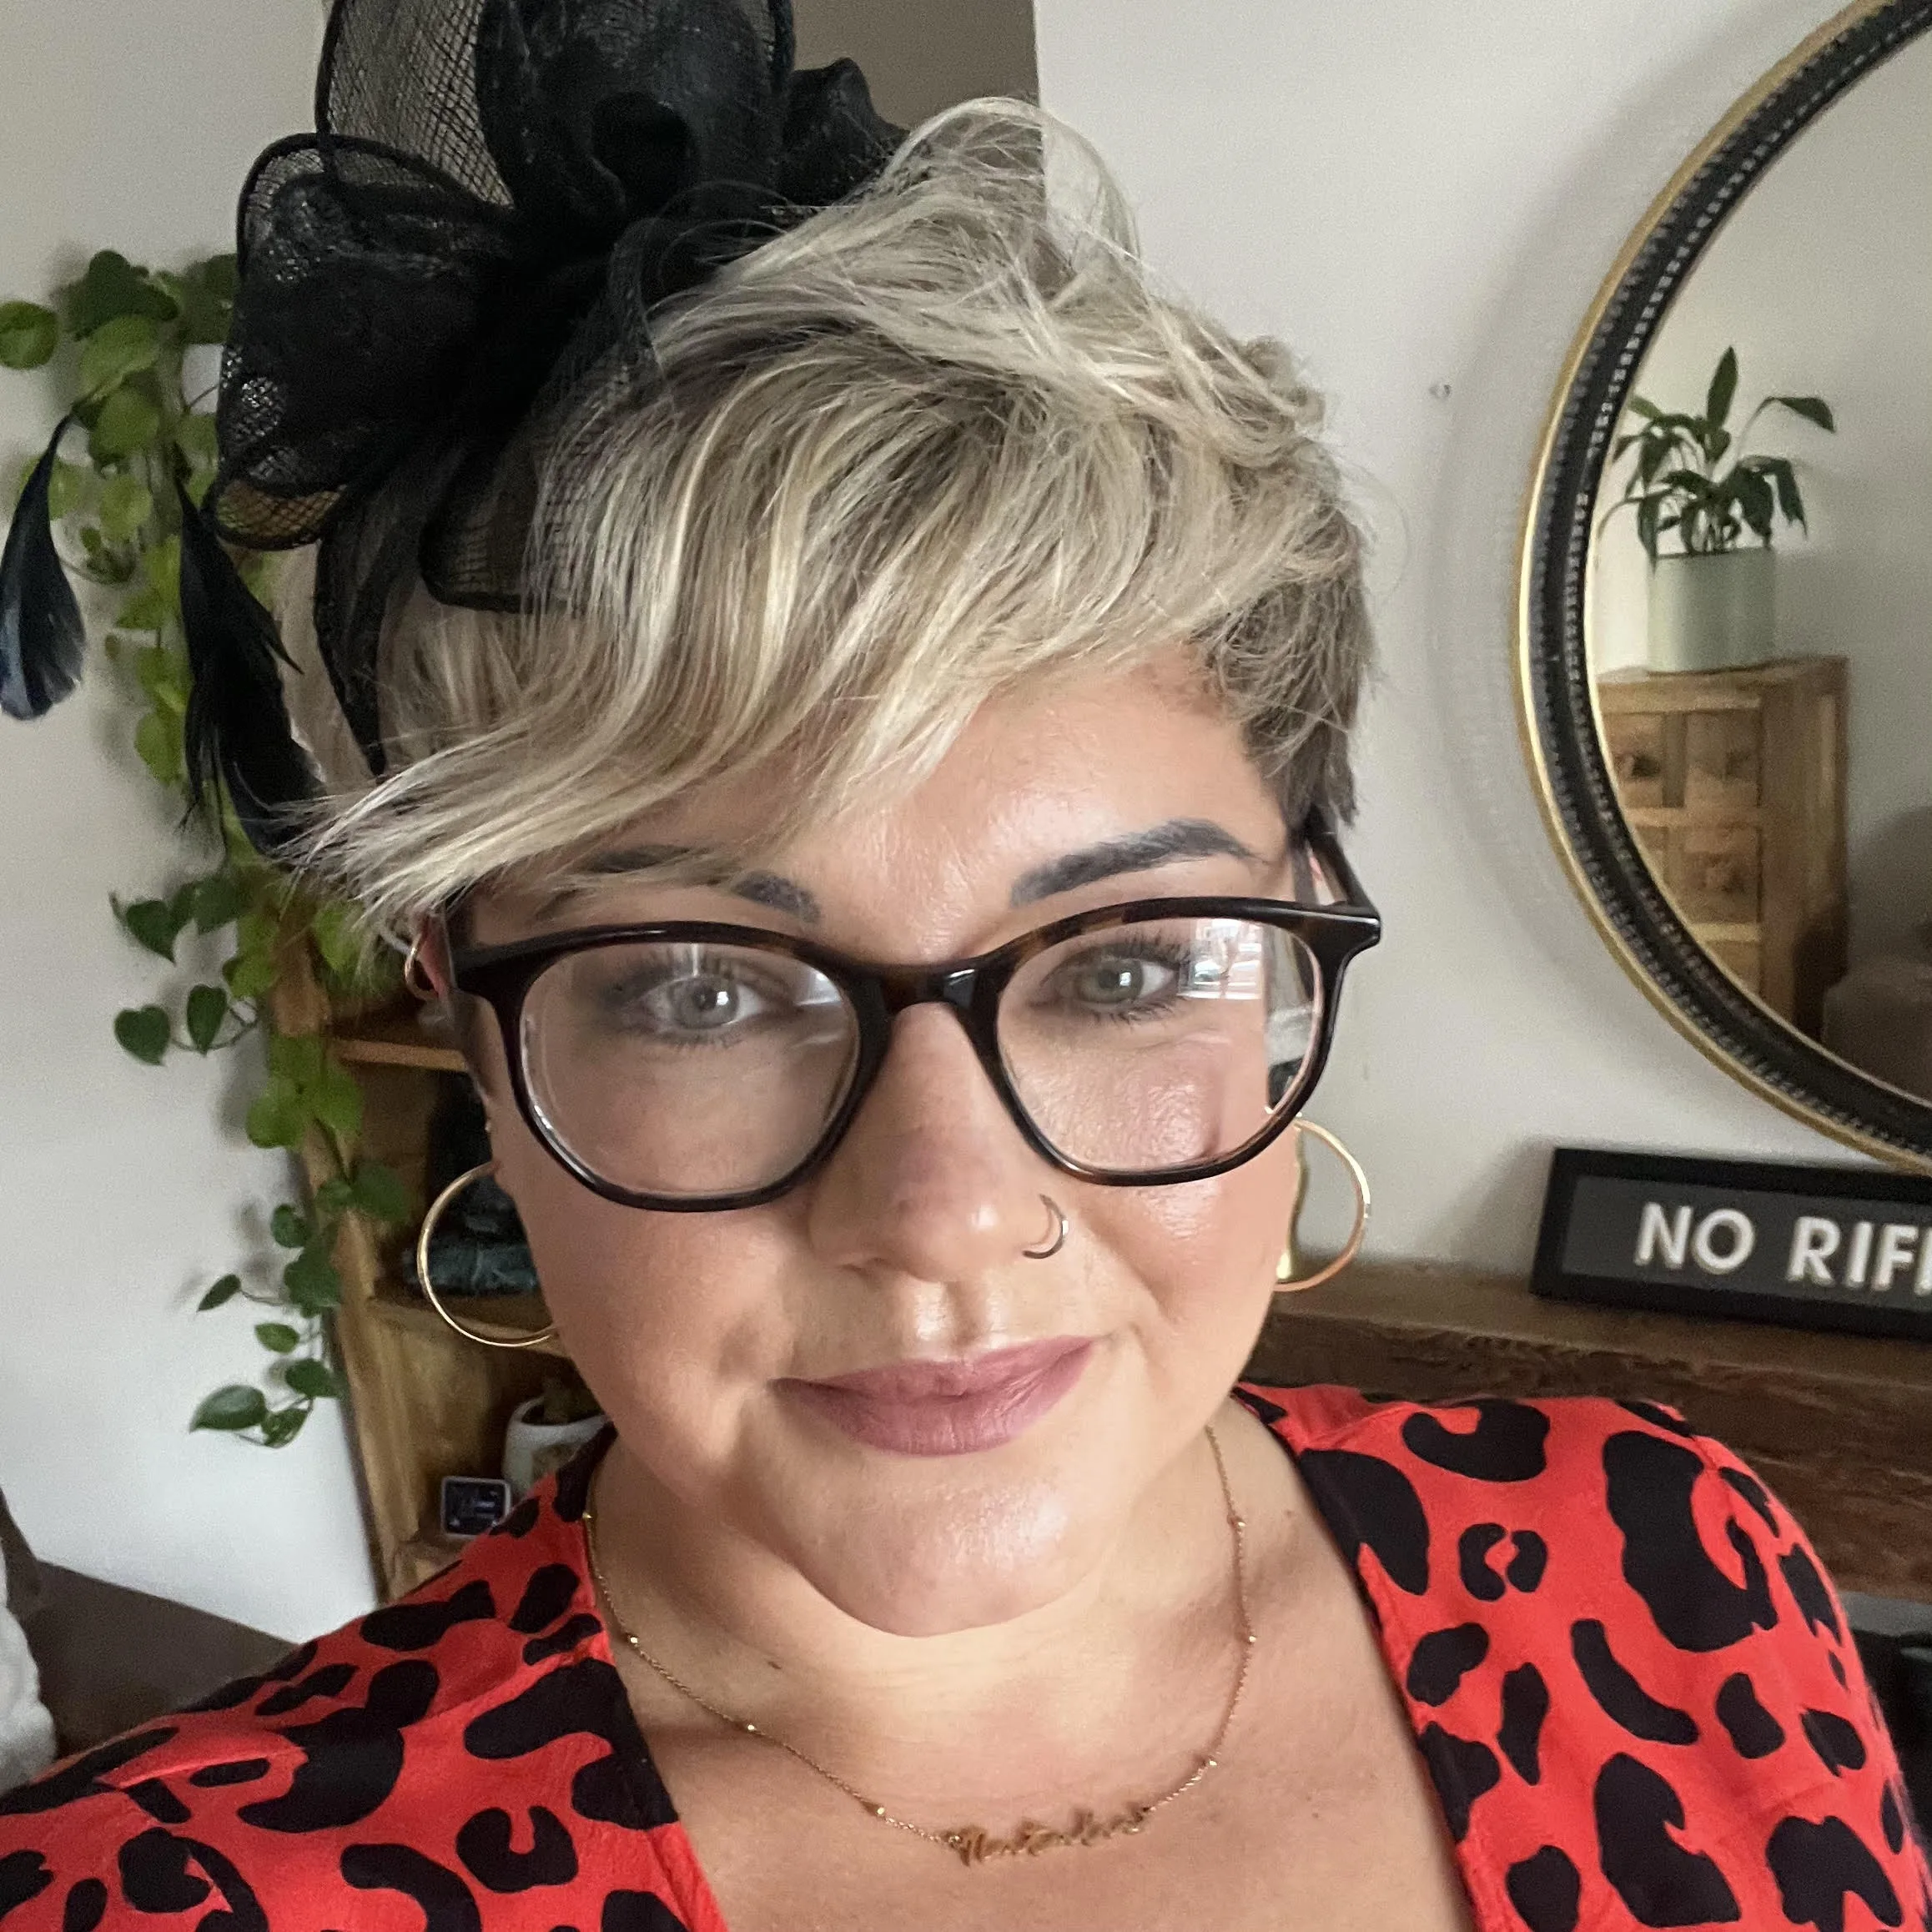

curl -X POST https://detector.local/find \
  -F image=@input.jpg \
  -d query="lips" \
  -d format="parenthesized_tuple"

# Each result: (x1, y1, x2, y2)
(782, 1337, 1094, 1457)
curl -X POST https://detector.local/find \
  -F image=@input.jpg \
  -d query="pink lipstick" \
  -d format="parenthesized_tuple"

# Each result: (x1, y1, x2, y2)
(783, 1338, 1094, 1457)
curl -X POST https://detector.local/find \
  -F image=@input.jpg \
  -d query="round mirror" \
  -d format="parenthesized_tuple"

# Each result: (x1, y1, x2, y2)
(1521, 0, 1932, 1163)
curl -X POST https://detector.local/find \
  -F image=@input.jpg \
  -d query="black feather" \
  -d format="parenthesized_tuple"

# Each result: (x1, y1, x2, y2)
(0, 415, 86, 720)
(178, 480, 318, 858)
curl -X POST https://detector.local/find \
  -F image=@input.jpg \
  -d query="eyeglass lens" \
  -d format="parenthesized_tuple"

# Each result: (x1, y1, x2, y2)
(516, 917, 1322, 1199)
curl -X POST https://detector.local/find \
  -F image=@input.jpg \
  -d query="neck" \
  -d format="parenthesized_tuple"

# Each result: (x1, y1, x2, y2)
(582, 1398, 1291, 1799)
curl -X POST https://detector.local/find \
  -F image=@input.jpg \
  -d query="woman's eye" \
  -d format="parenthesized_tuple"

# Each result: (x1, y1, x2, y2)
(605, 970, 769, 1035)
(657, 975, 747, 1029)
(1061, 951, 1180, 1009)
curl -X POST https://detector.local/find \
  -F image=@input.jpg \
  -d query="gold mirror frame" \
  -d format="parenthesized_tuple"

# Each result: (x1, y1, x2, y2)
(1517, 0, 1932, 1166)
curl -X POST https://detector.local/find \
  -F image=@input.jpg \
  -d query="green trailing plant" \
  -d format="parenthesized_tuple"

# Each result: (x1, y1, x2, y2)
(2, 251, 405, 1448)
(1606, 345, 1835, 562)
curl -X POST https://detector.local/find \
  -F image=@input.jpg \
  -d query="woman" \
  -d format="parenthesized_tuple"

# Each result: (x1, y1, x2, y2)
(0, 1, 1922, 1926)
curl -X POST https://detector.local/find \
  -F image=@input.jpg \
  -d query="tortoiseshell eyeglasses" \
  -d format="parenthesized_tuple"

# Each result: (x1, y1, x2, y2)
(447, 818, 1380, 1211)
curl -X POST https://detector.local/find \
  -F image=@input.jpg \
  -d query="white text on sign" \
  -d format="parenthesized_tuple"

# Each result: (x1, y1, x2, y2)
(1634, 1203, 1932, 1291)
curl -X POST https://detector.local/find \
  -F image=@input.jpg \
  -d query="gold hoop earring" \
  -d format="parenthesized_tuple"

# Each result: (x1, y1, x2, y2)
(415, 1163, 559, 1350)
(1022, 1194, 1068, 1260)
(1275, 1120, 1369, 1292)
(401, 931, 437, 1002)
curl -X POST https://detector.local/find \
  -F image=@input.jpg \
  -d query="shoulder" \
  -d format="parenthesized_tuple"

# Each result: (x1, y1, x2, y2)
(0, 1441, 698, 1931)
(1235, 1384, 1694, 1599)
(1239, 1384, 1929, 1922)
(1238, 1380, 1846, 1660)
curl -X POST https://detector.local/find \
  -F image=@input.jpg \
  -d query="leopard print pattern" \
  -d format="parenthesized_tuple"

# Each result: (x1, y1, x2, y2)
(0, 1390, 1923, 1929)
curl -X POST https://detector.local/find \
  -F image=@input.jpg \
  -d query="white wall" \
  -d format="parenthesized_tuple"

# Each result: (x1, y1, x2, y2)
(0, 0, 376, 1639)
(1035, 0, 1871, 1269)
(1591, 35, 1932, 963)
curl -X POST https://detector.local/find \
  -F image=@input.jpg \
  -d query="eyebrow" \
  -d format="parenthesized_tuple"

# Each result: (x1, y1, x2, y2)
(1009, 818, 1260, 906)
(546, 848, 823, 924)
(548, 817, 1258, 926)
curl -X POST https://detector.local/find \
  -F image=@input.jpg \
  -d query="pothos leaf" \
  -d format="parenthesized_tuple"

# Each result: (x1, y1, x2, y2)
(192, 1384, 266, 1431)
(309, 1057, 364, 1139)
(113, 1004, 171, 1064)
(285, 1359, 344, 1401)
(283, 1244, 342, 1315)
(269, 1204, 311, 1249)
(185, 983, 229, 1053)
(0, 300, 58, 370)
(88, 385, 162, 464)
(119, 895, 188, 961)
(190, 872, 245, 933)
(245, 1077, 309, 1150)
(259, 1405, 309, 1447)
(77, 314, 160, 398)
(197, 1274, 242, 1311)
(63, 250, 175, 335)
(258, 1407, 308, 1447)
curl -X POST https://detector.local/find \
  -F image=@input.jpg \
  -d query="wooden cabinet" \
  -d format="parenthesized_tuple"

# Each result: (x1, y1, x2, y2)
(1597, 657, 1847, 1034)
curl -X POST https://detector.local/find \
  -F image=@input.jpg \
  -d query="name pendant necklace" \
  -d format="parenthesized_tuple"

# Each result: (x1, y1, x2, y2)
(581, 1426, 1256, 1867)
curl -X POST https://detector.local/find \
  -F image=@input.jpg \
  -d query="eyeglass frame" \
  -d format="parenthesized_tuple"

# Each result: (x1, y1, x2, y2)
(444, 815, 1381, 1212)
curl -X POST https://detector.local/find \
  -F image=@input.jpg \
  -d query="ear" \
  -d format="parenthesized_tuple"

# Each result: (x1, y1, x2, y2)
(409, 922, 455, 1000)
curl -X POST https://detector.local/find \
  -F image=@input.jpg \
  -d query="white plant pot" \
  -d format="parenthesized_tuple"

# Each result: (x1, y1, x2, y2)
(1647, 548, 1776, 673)
(501, 1396, 606, 1498)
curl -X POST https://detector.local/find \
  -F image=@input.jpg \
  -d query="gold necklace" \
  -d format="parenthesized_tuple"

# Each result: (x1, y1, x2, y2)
(581, 1426, 1255, 1868)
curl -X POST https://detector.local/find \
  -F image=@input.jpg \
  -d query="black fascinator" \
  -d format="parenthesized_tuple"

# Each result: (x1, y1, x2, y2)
(3, 0, 900, 854)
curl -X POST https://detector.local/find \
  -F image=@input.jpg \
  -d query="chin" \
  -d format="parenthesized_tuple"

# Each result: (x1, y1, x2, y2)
(797, 1502, 1094, 1638)
(759, 1447, 1109, 1638)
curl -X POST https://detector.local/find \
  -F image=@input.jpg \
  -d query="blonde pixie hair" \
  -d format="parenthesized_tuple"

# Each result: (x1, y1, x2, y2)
(297, 103, 1371, 931)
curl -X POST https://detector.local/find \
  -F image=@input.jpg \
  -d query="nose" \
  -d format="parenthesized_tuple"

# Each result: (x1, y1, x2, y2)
(803, 1003, 1062, 1280)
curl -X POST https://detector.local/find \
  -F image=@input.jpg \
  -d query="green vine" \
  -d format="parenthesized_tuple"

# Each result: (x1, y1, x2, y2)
(3, 252, 405, 1448)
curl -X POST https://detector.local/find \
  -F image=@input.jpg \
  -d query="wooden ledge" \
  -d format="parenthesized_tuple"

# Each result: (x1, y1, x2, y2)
(1246, 1260, 1932, 1601)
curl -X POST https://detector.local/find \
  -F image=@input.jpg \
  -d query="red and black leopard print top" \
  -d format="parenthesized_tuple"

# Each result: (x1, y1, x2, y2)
(2, 1386, 1925, 1931)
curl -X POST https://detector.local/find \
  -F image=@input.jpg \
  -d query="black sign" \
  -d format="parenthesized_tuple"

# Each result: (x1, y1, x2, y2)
(1532, 1147, 1932, 1340)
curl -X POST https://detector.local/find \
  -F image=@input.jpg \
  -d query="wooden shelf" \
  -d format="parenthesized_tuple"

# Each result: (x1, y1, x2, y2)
(1251, 1259, 1932, 1600)
(269, 948, 574, 1604)
(330, 1008, 466, 1073)
(390, 1531, 468, 1598)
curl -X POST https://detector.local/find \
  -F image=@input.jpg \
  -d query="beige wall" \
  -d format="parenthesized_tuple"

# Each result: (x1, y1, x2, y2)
(794, 0, 1037, 128)
(1034, 0, 1865, 1269)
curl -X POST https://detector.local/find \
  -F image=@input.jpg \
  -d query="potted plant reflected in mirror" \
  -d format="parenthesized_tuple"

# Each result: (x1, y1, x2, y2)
(1604, 346, 1834, 673)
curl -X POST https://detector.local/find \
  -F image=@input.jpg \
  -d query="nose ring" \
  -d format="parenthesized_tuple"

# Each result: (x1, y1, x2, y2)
(1023, 1194, 1068, 1260)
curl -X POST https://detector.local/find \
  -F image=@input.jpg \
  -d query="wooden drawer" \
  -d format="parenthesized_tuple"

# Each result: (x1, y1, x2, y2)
(1597, 657, 1846, 1032)
(1667, 818, 1760, 923)
(1602, 706, 1763, 814)
(1605, 712, 1668, 807)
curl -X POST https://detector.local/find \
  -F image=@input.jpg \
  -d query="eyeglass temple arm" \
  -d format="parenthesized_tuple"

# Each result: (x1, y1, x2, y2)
(1300, 807, 1379, 920)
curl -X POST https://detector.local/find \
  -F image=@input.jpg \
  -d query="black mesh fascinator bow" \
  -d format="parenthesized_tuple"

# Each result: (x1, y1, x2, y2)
(2, 0, 900, 853)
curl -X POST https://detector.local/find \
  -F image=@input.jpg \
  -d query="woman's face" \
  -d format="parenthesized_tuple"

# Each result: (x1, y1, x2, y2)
(463, 652, 1305, 1636)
